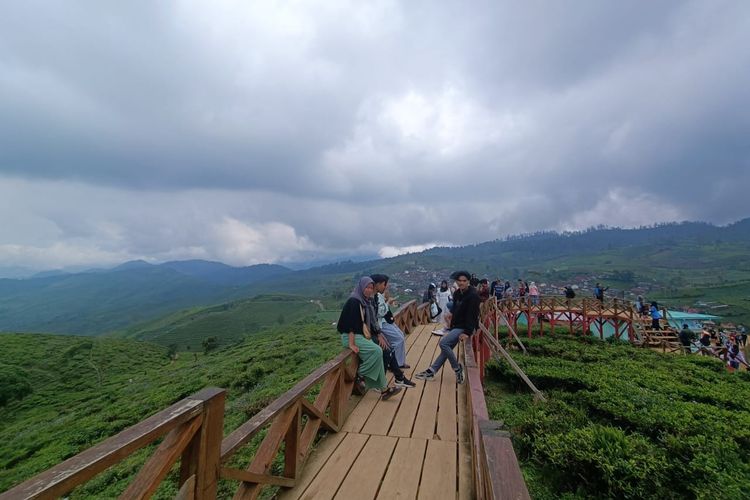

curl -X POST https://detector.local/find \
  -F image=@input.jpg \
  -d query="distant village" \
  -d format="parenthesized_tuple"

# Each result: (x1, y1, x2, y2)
(384, 264, 731, 318)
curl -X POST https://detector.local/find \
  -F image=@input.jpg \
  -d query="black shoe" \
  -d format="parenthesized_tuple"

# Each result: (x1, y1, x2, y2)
(415, 369, 435, 381)
(455, 364, 464, 384)
(380, 386, 402, 400)
(395, 378, 416, 388)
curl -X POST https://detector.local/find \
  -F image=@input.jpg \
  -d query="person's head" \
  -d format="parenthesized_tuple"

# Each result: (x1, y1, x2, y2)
(596, 282, 601, 287)
(428, 282, 436, 290)
(351, 276, 375, 303)
(650, 301, 657, 307)
(440, 280, 448, 291)
(370, 274, 389, 293)
(683, 324, 689, 329)
(451, 270, 471, 291)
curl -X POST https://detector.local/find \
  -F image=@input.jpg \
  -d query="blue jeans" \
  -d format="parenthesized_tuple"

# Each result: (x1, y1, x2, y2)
(380, 323, 406, 366)
(430, 328, 463, 373)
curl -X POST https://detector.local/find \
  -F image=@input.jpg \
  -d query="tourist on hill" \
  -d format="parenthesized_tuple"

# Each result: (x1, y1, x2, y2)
(478, 278, 490, 302)
(593, 283, 609, 302)
(679, 324, 694, 354)
(337, 277, 402, 399)
(432, 280, 452, 336)
(727, 342, 746, 372)
(492, 279, 504, 302)
(529, 281, 540, 305)
(416, 270, 480, 385)
(699, 328, 711, 348)
(517, 279, 527, 298)
(422, 283, 437, 304)
(564, 286, 576, 299)
(649, 301, 662, 330)
(636, 295, 648, 316)
(738, 325, 747, 348)
(371, 274, 408, 369)
(503, 281, 513, 299)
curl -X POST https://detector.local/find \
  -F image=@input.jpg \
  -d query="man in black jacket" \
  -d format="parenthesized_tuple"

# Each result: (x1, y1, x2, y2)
(415, 270, 480, 384)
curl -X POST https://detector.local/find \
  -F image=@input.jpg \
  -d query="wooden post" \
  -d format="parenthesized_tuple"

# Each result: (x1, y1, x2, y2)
(181, 387, 225, 500)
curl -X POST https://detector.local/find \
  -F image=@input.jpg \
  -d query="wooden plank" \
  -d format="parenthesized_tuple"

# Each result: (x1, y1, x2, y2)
(341, 390, 380, 433)
(457, 344, 470, 444)
(479, 422, 531, 500)
(412, 336, 446, 440)
(175, 474, 195, 500)
(377, 438, 427, 500)
(457, 438, 473, 500)
(121, 415, 203, 499)
(360, 388, 405, 436)
(417, 440, 456, 500)
(297, 433, 369, 500)
(360, 325, 434, 436)
(334, 435, 398, 500)
(436, 360, 457, 442)
(232, 404, 298, 500)
(279, 432, 347, 500)
(221, 468, 295, 488)
(222, 351, 354, 460)
(389, 336, 440, 438)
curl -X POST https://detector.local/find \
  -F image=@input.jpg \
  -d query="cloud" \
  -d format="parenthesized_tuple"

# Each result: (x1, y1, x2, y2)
(0, 1, 748, 270)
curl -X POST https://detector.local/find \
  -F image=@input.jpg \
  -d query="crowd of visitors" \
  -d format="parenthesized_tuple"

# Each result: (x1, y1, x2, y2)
(338, 273, 748, 394)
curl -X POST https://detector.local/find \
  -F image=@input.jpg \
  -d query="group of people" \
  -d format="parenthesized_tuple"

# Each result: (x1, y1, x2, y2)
(678, 323, 748, 370)
(338, 271, 481, 399)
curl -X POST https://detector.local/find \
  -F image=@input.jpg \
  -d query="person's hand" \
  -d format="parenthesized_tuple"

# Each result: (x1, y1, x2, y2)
(459, 333, 469, 342)
(378, 336, 390, 349)
(444, 312, 452, 323)
(349, 343, 359, 354)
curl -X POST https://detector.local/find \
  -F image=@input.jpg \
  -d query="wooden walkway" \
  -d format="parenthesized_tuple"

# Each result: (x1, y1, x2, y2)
(280, 323, 473, 500)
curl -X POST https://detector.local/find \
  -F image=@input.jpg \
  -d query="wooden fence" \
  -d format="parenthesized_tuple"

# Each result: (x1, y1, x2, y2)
(1, 300, 431, 500)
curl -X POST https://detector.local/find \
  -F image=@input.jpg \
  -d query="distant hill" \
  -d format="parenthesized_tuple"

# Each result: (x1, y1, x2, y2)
(0, 261, 291, 336)
(1, 219, 748, 336)
(118, 293, 320, 350)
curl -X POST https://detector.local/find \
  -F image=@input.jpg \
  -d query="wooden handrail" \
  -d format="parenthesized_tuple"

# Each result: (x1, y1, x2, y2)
(464, 341, 530, 500)
(0, 387, 225, 500)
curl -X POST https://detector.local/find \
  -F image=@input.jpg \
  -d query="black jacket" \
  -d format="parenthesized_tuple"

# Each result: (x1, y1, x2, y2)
(450, 286, 480, 335)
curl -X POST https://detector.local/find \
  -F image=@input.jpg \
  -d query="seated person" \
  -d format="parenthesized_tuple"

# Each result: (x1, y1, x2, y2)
(337, 277, 402, 399)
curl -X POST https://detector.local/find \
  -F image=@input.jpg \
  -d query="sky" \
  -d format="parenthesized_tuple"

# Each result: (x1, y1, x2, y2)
(1, 0, 749, 271)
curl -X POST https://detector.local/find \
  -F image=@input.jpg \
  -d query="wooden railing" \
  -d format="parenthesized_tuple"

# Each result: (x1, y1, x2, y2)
(464, 341, 530, 500)
(1, 299, 432, 500)
(0, 388, 226, 500)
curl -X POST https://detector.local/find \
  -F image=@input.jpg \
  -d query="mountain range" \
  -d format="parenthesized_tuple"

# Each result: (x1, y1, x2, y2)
(1, 218, 748, 336)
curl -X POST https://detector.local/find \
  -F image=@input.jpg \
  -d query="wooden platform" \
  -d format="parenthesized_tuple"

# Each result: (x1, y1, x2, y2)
(279, 323, 473, 500)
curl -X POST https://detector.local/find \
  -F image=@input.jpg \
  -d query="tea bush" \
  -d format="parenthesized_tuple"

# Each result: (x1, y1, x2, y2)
(485, 336, 750, 499)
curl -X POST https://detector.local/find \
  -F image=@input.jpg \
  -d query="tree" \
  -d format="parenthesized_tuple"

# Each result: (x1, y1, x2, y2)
(202, 337, 218, 354)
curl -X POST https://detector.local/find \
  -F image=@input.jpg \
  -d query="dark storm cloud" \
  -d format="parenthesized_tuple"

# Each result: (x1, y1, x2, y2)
(0, 1, 748, 268)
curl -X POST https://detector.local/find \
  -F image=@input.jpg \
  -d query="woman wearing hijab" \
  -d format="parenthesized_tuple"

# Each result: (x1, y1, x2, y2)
(337, 277, 402, 400)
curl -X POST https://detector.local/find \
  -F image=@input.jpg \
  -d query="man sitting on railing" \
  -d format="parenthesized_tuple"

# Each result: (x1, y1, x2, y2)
(415, 270, 480, 385)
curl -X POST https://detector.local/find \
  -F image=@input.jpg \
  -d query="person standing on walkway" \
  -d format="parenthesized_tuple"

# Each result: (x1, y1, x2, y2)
(432, 280, 452, 336)
(337, 277, 402, 399)
(416, 270, 480, 384)
(679, 323, 694, 354)
(593, 282, 609, 302)
(649, 301, 662, 330)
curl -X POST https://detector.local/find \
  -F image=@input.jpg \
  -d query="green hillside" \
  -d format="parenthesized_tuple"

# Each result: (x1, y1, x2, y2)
(485, 336, 750, 499)
(117, 293, 322, 350)
(0, 321, 341, 498)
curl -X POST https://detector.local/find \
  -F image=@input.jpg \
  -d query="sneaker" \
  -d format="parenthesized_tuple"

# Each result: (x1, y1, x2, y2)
(415, 369, 435, 381)
(455, 364, 464, 384)
(395, 378, 416, 388)
(380, 386, 402, 401)
(432, 329, 446, 336)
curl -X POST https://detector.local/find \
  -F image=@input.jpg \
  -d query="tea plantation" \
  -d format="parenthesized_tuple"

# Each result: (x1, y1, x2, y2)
(485, 336, 750, 499)
(0, 319, 341, 498)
